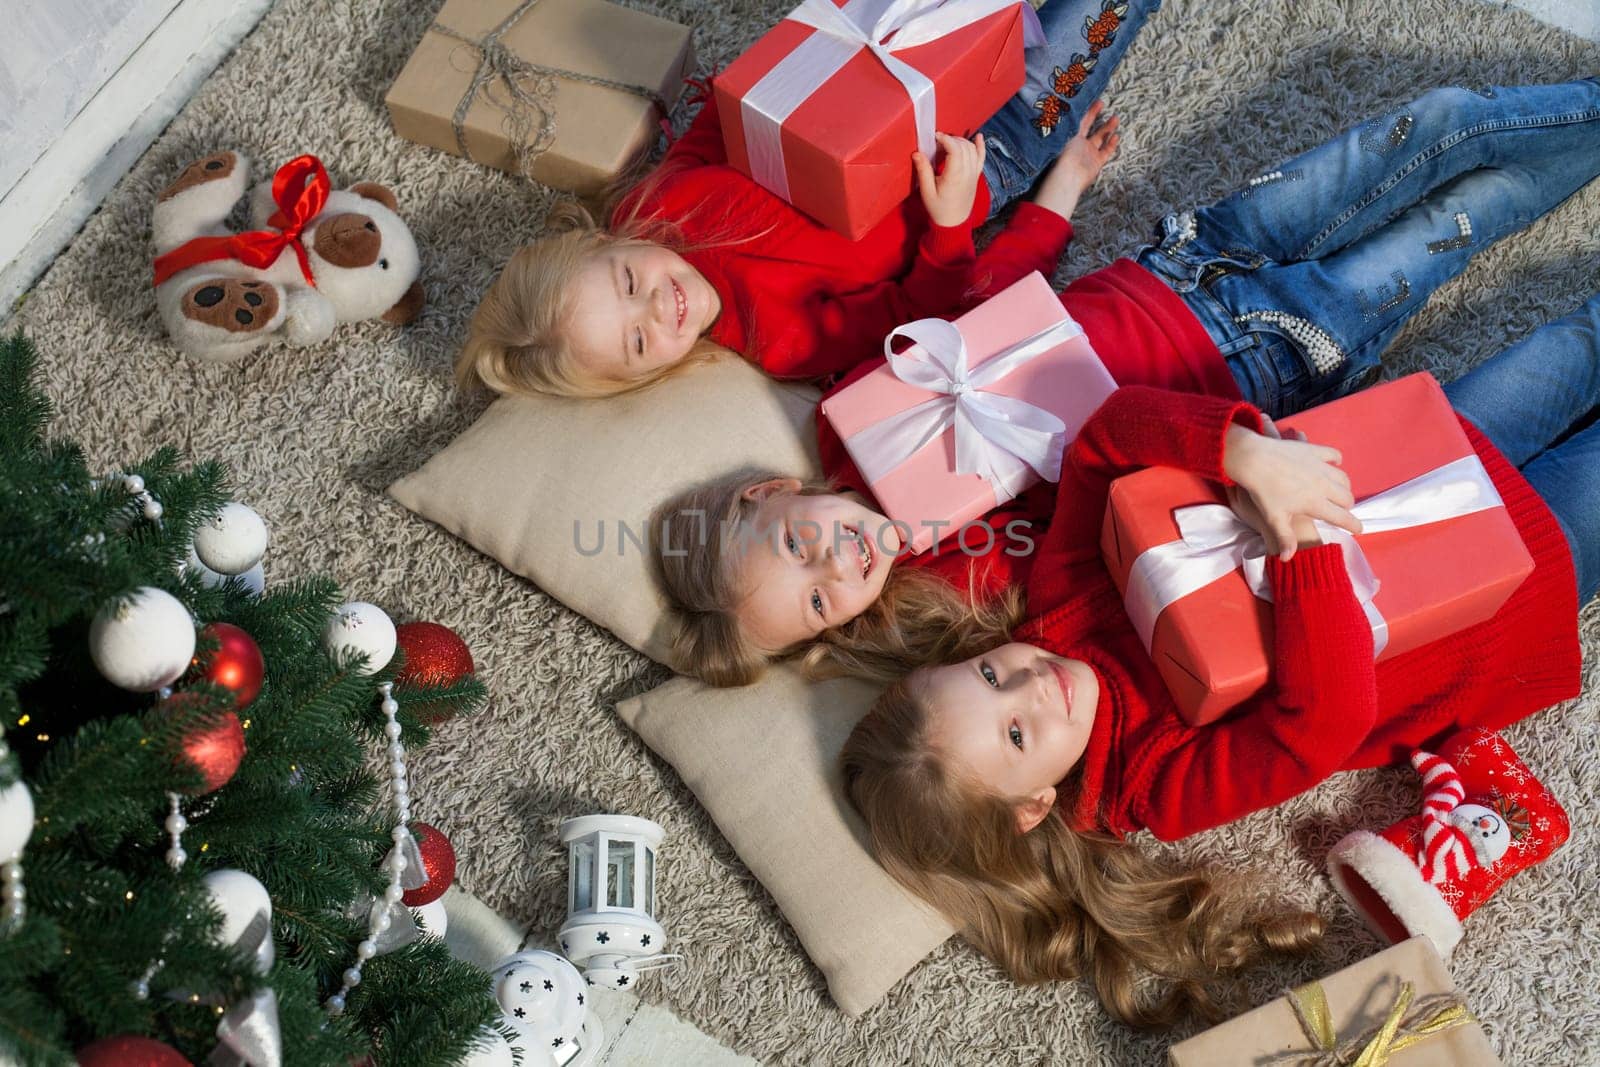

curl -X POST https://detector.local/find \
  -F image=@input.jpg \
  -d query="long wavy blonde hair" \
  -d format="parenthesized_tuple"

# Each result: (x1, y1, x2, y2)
(650, 472, 1013, 688)
(842, 664, 1325, 1027)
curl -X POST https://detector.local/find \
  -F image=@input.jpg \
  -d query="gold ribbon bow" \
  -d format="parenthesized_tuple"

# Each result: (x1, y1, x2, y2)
(430, 0, 671, 178)
(1266, 979, 1476, 1066)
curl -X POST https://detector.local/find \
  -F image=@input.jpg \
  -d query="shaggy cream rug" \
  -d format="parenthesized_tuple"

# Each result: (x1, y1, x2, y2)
(15, 0, 1600, 1062)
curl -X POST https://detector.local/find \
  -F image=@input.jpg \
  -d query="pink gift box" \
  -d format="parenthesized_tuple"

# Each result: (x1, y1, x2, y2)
(820, 271, 1116, 554)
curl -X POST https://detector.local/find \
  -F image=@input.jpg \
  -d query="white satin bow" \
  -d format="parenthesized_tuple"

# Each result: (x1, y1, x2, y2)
(846, 314, 1083, 497)
(741, 0, 1043, 200)
(1123, 454, 1507, 657)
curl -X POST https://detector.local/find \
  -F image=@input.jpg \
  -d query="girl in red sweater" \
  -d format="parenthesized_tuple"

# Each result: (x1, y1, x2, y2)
(838, 291, 1599, 1019)
(454, 0, 1160, 397)
(651, 79, 1600, 686)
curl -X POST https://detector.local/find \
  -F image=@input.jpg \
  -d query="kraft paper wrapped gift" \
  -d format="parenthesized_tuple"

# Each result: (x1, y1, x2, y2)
(714, 0, 1037, 238)
(1167, 936, 1501, 1066)
(820, 270, 1116, 554)
(1101, 372, 1534, 726)
(385, 0, 695, 196)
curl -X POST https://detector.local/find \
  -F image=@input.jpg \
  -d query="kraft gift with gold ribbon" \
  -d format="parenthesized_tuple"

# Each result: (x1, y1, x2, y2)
(1101, 372, 1534, 726)
(820, 271, 1116, 554)
(385, 0, 694, 196)
(1167, 936, 1502, 1066)
(714, 0, 1042, 238)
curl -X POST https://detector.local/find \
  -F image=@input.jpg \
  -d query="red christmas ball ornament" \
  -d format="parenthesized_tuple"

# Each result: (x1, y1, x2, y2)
(77, 1035, 192, 1066)
(195, 622, 264, 710)
(157, 692, 246, 795)
(400, 822, 457, 907)
(395, 622, 474, 725)
(395, 622, 473, 686)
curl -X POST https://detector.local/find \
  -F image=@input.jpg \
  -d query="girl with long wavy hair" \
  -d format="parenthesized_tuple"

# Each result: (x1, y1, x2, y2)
(840, 288, 1600, 1019)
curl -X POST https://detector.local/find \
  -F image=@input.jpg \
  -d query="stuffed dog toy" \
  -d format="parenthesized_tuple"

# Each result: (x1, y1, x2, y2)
(152, 151, 423, 362)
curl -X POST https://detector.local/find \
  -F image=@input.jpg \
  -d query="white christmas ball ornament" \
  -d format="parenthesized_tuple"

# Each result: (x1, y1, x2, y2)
(202, 868, 275, 973)
(456, 1027, 516, 1067)
(183, 545, 265, 596)
(323, 602, 396, 676)
(194, 503, 269, 575)
(0, 781, 35, 859)
(89, 587, 195, 691)
(413, 897, 448, 938)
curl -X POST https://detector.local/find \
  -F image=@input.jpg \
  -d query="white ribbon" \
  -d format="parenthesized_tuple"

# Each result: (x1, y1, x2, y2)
(844, 312, 1085, 499)
(1123, 455, 1506, 658)
(740, 0, 1044, 201)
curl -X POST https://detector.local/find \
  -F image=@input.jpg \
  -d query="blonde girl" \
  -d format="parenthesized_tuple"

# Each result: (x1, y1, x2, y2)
(455, 0, 1159, 397)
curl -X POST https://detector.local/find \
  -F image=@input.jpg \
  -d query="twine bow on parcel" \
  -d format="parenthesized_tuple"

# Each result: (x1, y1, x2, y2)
(430, 0, 672, 176)
(1264, 979, 1477, 1067)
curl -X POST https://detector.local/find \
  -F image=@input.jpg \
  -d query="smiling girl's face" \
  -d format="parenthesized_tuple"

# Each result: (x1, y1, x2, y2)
(728, 480, 903, 654)
(564, 243, 722, 383)
(919, 642, 1099, 831)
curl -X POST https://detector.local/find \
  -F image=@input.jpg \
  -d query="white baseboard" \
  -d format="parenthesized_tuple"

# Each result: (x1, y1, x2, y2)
(0, 0, 276, 321)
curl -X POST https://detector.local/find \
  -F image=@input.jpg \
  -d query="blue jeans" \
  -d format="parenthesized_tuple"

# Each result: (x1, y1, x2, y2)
(1133, 80, 1600, 417)
(980, 0, 1161, 217)
(1445, 294, 1600, 605)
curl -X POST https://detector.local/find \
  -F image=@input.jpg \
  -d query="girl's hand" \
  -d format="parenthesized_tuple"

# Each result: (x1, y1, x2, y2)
(1226, 483, 1322, 557)
(1031, 100, 1121, 222)
(913, 132, 986, 228)
(1223, 417, 1361, 562)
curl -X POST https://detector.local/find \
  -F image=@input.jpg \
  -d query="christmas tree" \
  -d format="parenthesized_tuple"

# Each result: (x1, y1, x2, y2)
(0, 334, 510, 1066)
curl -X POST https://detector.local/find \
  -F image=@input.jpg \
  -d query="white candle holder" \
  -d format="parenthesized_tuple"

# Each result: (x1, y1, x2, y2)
(557, 815, 669, 989)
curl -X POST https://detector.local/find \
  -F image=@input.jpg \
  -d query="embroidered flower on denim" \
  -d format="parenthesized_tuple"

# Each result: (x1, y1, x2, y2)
(1032, 92, 1066, 136)
(1083, 0, 1129, 51)
(1051, 54, 1097, 98)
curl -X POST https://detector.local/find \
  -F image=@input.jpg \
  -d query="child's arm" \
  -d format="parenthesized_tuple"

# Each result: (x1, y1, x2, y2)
(965, 102, 1120, 304)
(1132, 544, 1380, 841)
(1031, 386, 1264, 573)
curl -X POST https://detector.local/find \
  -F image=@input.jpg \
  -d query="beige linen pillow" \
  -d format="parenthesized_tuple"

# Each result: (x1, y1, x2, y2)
(616, 668, 955, 1016)
(388, 357, 956, 1013)
(389, 358, 821, 662)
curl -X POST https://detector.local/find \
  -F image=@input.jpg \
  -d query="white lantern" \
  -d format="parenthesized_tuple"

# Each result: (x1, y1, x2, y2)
(558, 815, 666, 989)
(489, 949, 603, 1067)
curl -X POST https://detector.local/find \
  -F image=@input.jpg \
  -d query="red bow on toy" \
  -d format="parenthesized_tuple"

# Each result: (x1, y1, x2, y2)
(152, 155, 330, 289)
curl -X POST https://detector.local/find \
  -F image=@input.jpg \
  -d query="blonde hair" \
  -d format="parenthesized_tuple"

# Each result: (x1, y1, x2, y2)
(841, 675, 1325, 1027)
(457, 201, 725, 399)
(651, 472, 1020, 687)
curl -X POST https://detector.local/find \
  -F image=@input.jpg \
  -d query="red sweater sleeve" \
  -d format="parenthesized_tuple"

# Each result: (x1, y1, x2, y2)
(659, 92, 726, 169)
(1131, 545, 1380, 840)
(964, 203, 1075, 307)
(768, 220, 979, 379)
(1026, 387, 1265, 624)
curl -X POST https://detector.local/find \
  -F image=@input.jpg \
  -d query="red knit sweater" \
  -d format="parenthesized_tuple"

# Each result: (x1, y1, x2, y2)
(617, 94, 1073, 379)
(1013, 387, 1581, 842)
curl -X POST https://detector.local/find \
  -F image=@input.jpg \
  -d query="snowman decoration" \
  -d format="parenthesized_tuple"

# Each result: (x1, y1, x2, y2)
(1412, 750, 1524, 884)
(489, 950, 603, 1067)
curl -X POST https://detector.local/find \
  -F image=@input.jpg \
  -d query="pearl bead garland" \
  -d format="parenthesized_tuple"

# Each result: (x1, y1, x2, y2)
(165, 792, 188, 871)
(324, 682, 412, 1017)
(0, 738, 26, 933)
(113, 472, 165, 525)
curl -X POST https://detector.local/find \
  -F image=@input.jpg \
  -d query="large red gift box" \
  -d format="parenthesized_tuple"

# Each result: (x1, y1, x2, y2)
(714, 0, 1034, 239)
(1100, 373, 1534, 725)
(821, 271, 1116, 554)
